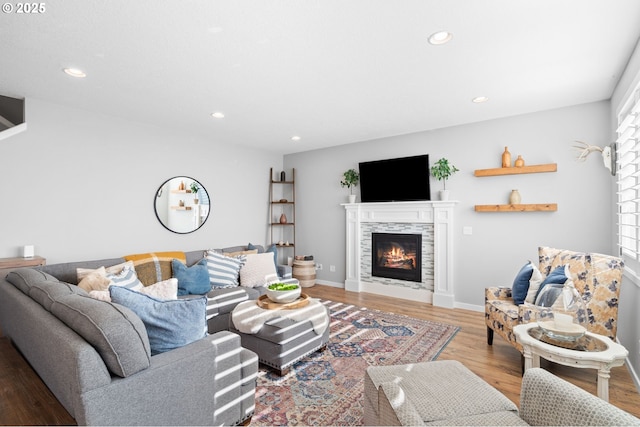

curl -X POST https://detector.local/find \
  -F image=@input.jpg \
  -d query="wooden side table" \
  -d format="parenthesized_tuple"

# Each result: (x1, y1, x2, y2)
(0, 256, 46, 269)
(514, 322, 628, 402)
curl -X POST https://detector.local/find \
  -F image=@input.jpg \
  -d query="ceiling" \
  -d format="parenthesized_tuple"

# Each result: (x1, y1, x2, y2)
(2, 1, 640, 155)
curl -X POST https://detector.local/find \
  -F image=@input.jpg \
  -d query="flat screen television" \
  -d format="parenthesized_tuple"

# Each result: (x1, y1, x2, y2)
(358, 154, 431, 202)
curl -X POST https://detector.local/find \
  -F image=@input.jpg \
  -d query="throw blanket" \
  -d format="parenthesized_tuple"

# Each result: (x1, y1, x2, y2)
(232, 298, 329, 335)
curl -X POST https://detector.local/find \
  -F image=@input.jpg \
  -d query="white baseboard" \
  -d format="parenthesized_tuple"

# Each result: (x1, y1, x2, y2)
(313, 279, 343, 288)
(454, 302, 484, 312)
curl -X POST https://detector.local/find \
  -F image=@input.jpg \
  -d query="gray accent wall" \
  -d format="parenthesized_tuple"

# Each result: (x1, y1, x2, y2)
(286, 101, 613, 310)
(0, 98, 283, 263)
(286, 98, 640, 389)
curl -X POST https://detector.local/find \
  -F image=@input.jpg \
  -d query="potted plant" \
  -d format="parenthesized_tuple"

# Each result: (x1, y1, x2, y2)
(190, 182, 200, 204)
(430, 158, 459, 200)
(340, 168, 360, 203)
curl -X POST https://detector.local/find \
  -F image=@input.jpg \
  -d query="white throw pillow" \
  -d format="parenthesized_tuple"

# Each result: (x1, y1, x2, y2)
(89, 278, 178, 302)
(524, 264, 544, 304)
(137, 278, 178, 300)
(239, 253, 279, 288)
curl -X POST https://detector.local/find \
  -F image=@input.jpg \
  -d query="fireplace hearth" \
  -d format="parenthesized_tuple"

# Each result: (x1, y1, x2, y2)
(372, 232, 422, 282)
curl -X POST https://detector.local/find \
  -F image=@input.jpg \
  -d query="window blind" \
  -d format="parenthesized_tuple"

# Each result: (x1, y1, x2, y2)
(617, 87, 640, 270)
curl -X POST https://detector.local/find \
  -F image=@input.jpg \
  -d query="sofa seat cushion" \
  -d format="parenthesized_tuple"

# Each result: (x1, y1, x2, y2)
(51, 294, 151, 377)
(110, 286, 207, 355)
(204, 287, 258, 318)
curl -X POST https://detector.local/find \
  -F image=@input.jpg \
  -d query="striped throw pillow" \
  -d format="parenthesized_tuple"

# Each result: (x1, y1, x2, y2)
(205, 251, 245, 288)
(107, 266, 144, 291)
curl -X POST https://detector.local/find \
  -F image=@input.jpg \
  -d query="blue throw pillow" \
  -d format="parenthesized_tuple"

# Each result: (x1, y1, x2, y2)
(534, 265, 569, 303)
(110, 286, 207, 355)
(172, 259, 211, 296)
(512, 261, 534, 305)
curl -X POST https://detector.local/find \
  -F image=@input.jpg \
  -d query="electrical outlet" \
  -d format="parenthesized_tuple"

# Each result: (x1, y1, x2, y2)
(330, 265, 336, 272)
(316, 263, 323, 270)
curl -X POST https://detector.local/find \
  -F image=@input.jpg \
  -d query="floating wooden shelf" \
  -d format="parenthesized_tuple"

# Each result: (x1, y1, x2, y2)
(171, 206, 192, 210)
(171, 189, 192, 193)
(474, 203, 558, 212)
(474, 163, 557, 177)
(271, 222, 295, 226)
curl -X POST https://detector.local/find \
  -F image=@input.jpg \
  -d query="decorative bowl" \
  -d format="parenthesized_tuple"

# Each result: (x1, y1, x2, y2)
(266, 282, 301, 303)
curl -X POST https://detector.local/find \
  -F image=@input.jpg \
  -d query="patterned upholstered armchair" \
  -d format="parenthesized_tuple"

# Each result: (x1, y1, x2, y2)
(485, 246, 624, 353)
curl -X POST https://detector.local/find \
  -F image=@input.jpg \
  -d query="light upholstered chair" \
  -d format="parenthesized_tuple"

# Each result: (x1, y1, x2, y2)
(364, 360, 640, 426)
(485, 246, 624, 353)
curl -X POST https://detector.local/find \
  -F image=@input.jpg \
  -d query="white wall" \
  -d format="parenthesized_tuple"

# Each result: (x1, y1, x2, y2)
(0, 98, 282, 263)
(285, 100, 614, 310)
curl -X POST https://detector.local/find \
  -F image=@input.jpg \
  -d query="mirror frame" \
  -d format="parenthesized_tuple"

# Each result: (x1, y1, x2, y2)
(154, 176, 210, 234)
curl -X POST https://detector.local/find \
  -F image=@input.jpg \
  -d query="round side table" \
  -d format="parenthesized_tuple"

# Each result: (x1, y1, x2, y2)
(514, 322, 628, 402)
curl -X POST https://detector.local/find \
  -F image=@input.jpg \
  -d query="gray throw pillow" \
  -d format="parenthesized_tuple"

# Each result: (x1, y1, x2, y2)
(51, 294, 151, 377)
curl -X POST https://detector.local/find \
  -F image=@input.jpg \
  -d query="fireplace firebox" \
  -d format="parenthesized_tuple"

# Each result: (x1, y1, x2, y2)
(371, 232, 422, 282)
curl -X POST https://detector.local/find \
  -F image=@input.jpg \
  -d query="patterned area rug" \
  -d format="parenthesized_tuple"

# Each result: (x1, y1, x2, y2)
(250, 299, 460, 426)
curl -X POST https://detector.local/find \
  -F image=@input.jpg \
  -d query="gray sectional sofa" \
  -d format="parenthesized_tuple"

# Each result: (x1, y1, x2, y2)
(0, 246, 285, 426)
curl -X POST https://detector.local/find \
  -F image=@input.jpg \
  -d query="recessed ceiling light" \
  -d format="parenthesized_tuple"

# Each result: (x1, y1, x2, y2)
(63, 68, 86, 78)
(428, 31, 453, 45)
(291, 136, 301, 141)
(472, 96, 489, 103)
(211, 112, 225, 119)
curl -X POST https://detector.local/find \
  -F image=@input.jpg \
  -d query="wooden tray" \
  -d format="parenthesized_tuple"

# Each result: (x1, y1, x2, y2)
(257, 293, 310, 310)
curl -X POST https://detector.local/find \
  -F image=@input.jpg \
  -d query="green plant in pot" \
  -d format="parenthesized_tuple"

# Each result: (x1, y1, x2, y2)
(190, 182, 200, 204)
(430, 158, 459, 200)
(340, 168, 360, 203)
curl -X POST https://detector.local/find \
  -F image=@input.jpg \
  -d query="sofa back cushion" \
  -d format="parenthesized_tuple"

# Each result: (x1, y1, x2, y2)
(39, 258, 126, 285)
(29, 280, 88, 311)
(6, 268, 61, 294)
(51, 294, 151, 377)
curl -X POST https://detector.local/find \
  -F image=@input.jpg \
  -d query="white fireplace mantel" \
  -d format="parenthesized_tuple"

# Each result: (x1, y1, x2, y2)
(343, 201, 457, 308)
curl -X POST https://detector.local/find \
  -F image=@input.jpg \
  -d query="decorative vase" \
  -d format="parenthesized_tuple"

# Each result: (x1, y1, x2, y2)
(535, 278, 587, 341)
(279, 213, 287, 224)
(509, 189, 521, 204)
(348, 194, 356, 203)
(194, 199, 199, 204)
(515, 155, 525, 167)
(280, 171, 286, 181)
(502, 147, 511, 168)
(438, 190, 450, 201)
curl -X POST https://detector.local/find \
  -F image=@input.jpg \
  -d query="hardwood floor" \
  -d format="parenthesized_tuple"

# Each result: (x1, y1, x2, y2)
(305, 285, 640, 418)
(1, 284, 638, 425)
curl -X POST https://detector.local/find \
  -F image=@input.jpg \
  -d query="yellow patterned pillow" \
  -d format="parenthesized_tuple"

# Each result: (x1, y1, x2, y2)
(123, 252, 186, 286)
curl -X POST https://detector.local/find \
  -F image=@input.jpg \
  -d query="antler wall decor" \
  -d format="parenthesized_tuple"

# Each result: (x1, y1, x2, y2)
(573, 141, 616, 176)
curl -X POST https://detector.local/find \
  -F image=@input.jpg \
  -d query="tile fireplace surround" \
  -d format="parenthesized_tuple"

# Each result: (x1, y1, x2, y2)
(343, 201, 457, 308)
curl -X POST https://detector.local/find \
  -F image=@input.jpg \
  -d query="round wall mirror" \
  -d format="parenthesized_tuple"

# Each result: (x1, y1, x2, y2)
(154, 176, 210, 234)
